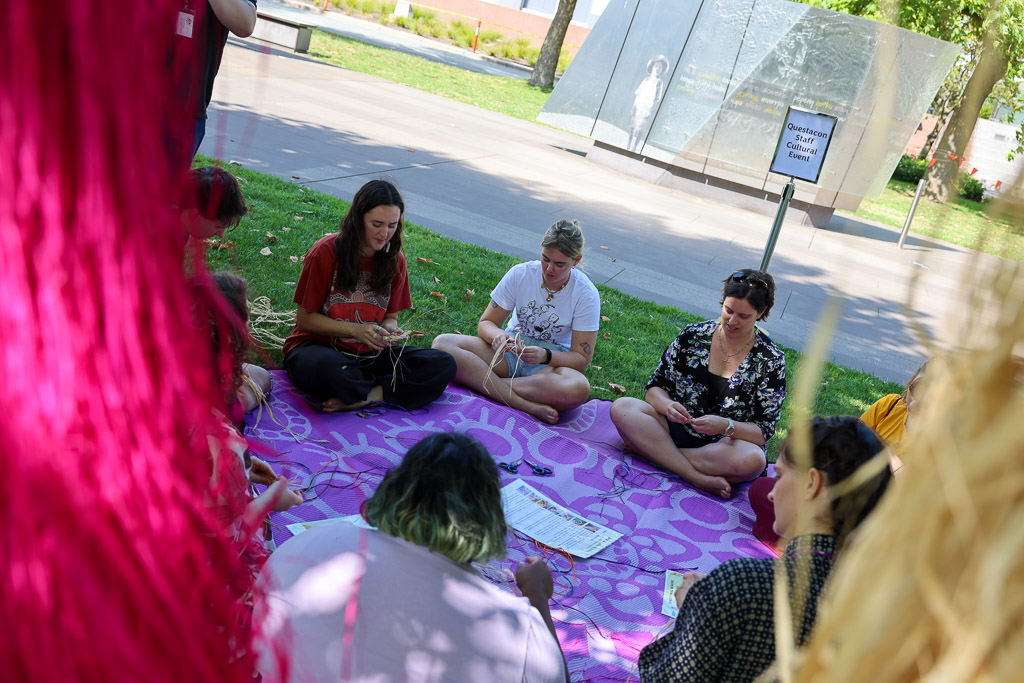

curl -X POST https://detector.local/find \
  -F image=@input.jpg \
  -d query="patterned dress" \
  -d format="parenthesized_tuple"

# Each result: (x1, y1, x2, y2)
(638, 534, 838, 683)
(646, 320, 787, 450)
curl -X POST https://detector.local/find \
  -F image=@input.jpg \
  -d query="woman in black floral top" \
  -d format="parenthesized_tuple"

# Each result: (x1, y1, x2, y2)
(637, 416, 893, 683)
(610, 269, 786, 498)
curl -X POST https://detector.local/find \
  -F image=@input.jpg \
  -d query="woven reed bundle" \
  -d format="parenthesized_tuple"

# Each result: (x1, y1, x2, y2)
(247, 296, 293, 349)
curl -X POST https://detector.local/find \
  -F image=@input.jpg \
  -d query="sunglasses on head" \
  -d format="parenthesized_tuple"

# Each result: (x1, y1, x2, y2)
(729, 271, 767, 290)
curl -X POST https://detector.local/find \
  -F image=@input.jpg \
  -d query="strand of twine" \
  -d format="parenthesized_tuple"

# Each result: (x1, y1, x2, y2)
(243, 374, 329, 445)
(483, 330, 524, 404)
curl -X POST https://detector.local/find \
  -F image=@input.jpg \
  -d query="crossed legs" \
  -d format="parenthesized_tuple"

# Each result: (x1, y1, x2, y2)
(432, 333, 589, 425)
(610, 397, 766, 499)
(284, 342, 455, 413)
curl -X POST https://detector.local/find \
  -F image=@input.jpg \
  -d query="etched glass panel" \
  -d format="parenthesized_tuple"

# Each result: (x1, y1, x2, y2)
(645, 0, 809, 170)
(538, 0, 959, 202)
(534, 0, 640, 135)
(588, 0, 704, 153)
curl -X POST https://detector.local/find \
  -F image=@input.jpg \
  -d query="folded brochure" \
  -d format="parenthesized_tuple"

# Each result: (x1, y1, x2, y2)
(500, 479, 622, 558)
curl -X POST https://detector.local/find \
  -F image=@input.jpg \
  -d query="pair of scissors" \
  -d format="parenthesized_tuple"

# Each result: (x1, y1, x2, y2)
(498, 458, 552, 476)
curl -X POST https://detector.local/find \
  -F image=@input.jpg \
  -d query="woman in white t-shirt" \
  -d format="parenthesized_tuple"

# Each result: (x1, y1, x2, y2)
(433, 220, 600, 424)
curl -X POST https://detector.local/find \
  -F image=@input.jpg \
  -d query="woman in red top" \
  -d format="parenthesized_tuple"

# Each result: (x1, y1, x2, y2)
(282, 180, 456, 412)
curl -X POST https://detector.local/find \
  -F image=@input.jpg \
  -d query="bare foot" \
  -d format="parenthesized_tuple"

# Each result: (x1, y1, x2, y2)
(321, 387, 381, 413)
(321, 398, 346, 413)
(525, 402, 559, 425)
(688, 474, 731, 499)
(493, 378, 559, 425)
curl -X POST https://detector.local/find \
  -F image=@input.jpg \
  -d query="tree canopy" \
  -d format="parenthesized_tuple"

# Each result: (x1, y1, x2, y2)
(800, 0, 1024, 200)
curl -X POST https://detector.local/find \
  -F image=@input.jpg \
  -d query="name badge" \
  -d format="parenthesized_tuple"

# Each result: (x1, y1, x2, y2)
(176, 10, 195, 38)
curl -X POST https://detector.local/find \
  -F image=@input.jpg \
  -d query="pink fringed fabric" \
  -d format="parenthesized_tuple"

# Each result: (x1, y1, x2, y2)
(0, 1, 279, 679)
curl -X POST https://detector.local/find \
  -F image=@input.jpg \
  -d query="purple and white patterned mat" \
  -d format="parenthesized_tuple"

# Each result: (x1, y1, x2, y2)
(250, 371, 774, 681)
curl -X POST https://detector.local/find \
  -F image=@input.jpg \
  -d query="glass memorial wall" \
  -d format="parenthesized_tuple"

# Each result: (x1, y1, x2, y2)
(539, 0, 959, 200)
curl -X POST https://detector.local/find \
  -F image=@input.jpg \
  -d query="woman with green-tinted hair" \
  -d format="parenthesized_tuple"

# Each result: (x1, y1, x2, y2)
(257, 433, 569, 682)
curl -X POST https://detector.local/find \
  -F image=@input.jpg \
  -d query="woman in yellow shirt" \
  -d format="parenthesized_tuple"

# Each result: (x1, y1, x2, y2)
(859, 360, 927, 471)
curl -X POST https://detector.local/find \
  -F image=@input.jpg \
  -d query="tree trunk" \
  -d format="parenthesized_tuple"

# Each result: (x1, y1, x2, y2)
(528, 0, 577, 89)
(921, 99, 953, 157)
(923, 32, 1009, 202)
(920, 46, 979, 155)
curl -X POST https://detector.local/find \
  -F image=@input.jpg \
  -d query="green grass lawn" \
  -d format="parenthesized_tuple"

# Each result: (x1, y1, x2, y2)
(307, 30, 552, 122)
(200, 156, 902, 459)
(850, 179, 1024, 262)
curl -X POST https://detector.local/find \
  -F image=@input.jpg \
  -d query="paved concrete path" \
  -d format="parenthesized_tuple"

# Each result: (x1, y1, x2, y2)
(201, 33, 1011, 384)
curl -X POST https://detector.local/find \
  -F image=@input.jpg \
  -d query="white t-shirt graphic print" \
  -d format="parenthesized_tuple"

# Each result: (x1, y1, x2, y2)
(490, 261, 600, 351)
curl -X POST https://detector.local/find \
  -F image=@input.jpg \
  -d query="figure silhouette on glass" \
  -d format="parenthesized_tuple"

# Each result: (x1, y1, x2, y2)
(628, 55, 669, 153)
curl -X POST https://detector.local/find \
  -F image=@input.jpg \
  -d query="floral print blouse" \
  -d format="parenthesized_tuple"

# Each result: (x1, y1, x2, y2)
(638, 534, 837, 682)
(646, 320, 787, 447)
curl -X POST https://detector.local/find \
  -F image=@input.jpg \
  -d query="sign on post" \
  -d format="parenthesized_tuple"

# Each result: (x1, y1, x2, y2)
(759, 107, 839, 270)
(769, 107, 839, 183)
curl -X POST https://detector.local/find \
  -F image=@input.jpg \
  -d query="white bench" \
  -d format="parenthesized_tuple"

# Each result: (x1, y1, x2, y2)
(251, 12, 313, 53)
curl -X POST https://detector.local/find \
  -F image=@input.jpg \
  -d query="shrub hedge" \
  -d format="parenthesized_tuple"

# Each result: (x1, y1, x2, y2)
(890, 154, 987, 201)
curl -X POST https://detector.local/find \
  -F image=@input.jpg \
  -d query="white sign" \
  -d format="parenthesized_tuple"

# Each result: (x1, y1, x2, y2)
(769, 107, 838, 184)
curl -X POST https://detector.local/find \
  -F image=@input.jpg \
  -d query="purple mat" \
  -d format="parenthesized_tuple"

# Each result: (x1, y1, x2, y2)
(249, 371, 774, 682)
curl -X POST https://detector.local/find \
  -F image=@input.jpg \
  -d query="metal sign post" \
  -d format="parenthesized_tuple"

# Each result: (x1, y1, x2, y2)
(897, 178, 927, 249)
(763, 107, 839, 270)
(760, 178, 795, 271)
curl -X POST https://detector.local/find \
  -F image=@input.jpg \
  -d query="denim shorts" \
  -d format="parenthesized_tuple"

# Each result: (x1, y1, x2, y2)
(503, 336, 564, 379)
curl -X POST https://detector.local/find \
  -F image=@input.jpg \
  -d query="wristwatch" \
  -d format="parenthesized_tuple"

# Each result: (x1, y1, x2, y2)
(544, 348, 553, 364)
(724, 418, 736, 438)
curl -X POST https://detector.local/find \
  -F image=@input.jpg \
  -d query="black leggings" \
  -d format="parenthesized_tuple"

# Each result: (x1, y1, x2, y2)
(284, 341, 456, 410)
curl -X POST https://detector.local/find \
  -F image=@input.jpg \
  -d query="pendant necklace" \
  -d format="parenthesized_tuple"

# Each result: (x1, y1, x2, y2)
(718, 325, 754, 359)
(542, 277, 568, 303)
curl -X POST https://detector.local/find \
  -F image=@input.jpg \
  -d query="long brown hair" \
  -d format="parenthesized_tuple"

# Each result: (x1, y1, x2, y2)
(209, 271, 250, 399)
(333, 179, 405, 293)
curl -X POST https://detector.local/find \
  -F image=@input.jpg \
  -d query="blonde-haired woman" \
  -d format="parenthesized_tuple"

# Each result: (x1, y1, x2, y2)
(433, 219, 600, 424)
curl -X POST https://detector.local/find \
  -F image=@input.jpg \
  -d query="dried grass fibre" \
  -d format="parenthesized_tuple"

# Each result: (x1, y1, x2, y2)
(782, 244, 1024, 681)
(482, 331, 524, 404)
(247, 296, 294, 348)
